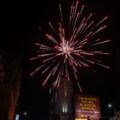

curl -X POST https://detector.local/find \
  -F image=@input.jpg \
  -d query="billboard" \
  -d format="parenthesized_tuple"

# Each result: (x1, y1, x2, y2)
(75, 94, 101, 120)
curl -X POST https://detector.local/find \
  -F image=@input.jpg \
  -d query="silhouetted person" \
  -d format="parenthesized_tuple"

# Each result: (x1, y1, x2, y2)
(87, 116, 92, 120)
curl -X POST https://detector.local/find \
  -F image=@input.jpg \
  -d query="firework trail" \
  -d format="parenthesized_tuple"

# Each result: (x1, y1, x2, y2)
(30, 0, 110, 92)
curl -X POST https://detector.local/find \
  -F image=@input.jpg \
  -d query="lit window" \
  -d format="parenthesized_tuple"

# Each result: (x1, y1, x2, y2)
(62, 106, 65, 113)
(62, 104, 67, 113)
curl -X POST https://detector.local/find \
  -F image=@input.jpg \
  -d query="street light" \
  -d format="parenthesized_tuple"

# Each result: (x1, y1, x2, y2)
(107, 104, 117, 117)
(108, 104, 112, 108)
(23, 112, 27, 116)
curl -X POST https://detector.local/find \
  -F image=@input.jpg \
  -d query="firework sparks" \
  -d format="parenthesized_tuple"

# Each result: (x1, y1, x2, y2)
(30, 0, 110, 92)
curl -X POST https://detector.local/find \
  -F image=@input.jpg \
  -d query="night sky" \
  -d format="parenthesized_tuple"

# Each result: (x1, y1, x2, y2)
(1, 0, 120, 119)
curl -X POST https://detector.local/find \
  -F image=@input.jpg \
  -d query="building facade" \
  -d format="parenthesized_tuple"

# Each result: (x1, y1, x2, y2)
(0, 49, 22, 120)
(50, 78, 74, 120)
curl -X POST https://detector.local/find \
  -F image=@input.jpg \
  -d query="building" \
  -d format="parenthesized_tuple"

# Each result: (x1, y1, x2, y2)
(116, 111, 120, 120)
(49, 78, 74, 120)
(0, 49, 22, 120)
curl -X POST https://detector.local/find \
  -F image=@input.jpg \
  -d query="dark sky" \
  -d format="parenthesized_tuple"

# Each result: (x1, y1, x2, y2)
(1, 0, 120, 119)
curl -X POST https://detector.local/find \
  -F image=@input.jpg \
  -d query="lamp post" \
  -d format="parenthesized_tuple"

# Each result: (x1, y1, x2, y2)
(108, 104, 117, 119)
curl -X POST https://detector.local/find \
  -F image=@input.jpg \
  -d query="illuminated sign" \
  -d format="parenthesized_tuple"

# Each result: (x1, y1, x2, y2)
(75, 94, 101, 120)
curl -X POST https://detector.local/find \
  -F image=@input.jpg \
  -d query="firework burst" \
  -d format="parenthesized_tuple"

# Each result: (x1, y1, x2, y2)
(30, 0, 110, 92)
